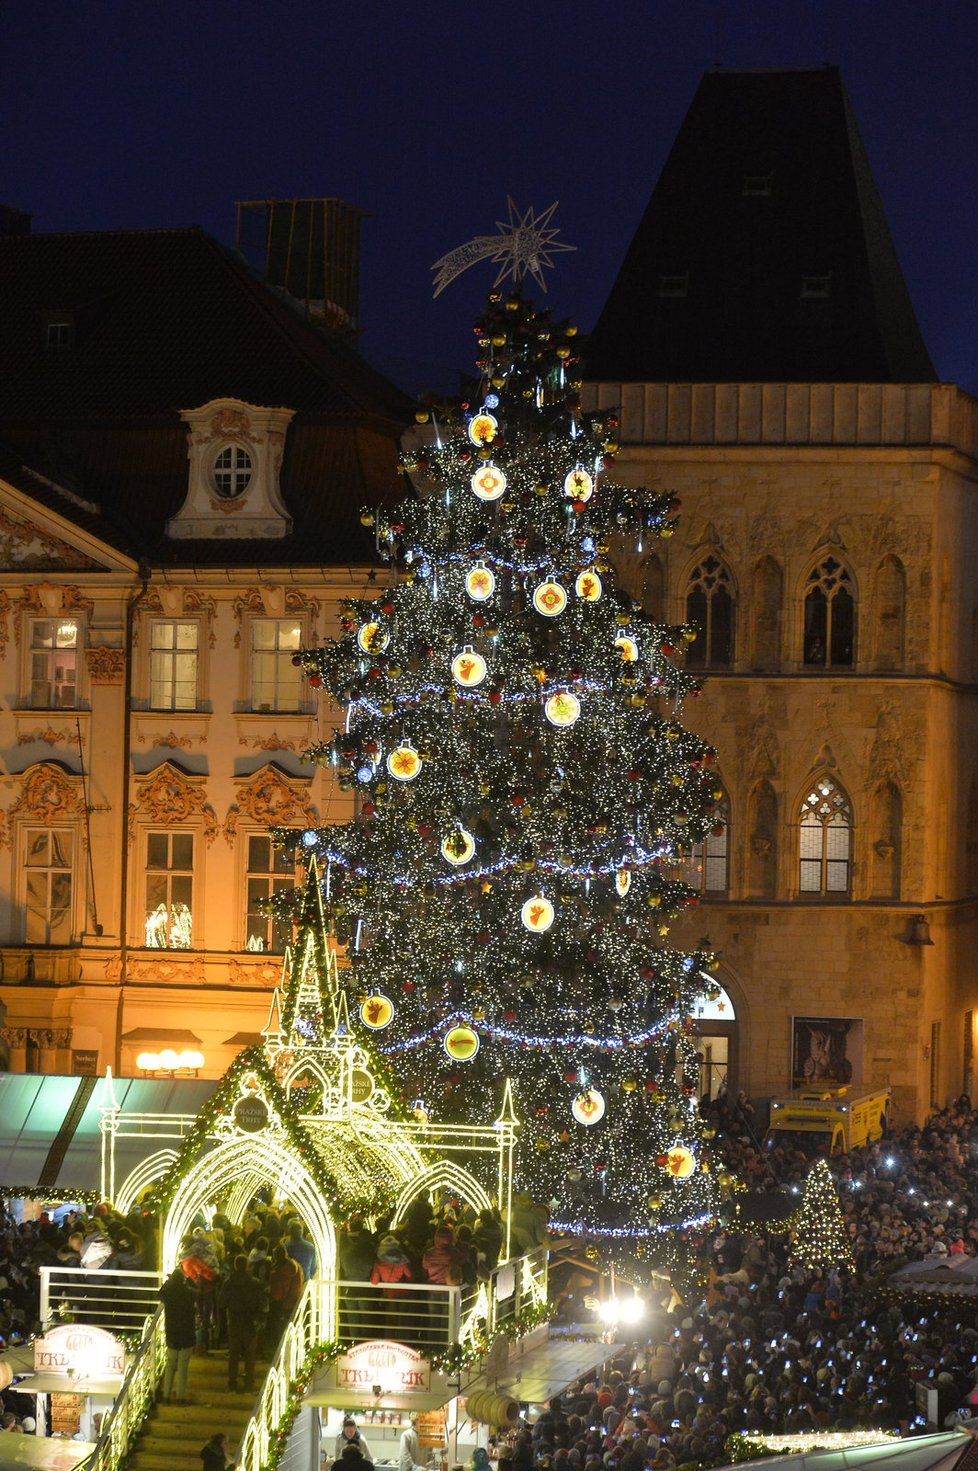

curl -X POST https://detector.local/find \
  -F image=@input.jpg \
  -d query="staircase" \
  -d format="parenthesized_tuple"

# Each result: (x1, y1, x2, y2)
(126, 1350, 270, 1471)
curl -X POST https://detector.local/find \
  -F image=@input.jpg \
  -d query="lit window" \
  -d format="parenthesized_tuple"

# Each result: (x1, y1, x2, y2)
(245, 836, 296, 953)
(31, 619, 78, 708)
(251, 619, 302, 712)
(799, 776, 852, 895)
(212, 445, 253, 499)
(25, 829, 73, 944)
(684, 801, 729, 895)
(45, 321, 73, 348)
(804, 557, 855, 668)
(145, 832, 194, 948)
(149, 620, 198, 710)
(685, 556, 735, 668)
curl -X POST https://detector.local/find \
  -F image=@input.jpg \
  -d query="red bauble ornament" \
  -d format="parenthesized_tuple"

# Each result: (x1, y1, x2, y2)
(308, 673, 323, 688)
(511, 793, 525, 807)
(659, 642, 675, 657)
(361, 801, 375, 816)
(644, 1079, 659, 1094)
(476, 930, 491, 945)
(488, 688, 502, 705)
(402, 980, 416, 994)
(291, 653, 304, 667)
(534, 1105, 548, 1117)
(563, 1069, 579, 1084)
(472, 614, 485, 628)
(503, 1009, 517, 1022)
(381, 601, 394, 615)
(655, 1154, 667, 1167)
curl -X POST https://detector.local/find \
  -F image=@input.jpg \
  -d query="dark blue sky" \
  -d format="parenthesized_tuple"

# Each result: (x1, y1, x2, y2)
(3, 1, 975, 394)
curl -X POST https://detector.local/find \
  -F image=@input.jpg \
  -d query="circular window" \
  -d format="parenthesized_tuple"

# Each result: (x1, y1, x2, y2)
(212, 444, 253, 499)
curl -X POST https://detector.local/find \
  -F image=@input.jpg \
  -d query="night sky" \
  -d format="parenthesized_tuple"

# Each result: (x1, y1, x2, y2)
(3, 1, 976, 395)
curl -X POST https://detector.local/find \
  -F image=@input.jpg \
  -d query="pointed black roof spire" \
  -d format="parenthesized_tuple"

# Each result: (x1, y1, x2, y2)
(587, 67, 935, 384)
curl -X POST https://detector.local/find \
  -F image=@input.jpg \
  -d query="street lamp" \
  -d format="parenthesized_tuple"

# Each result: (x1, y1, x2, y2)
(136, 1049, 204, 1076)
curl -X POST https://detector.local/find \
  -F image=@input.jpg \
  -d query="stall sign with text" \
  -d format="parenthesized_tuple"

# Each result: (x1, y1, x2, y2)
(34, 1324, 126, 1376)
(334, 1340, 430, 1393)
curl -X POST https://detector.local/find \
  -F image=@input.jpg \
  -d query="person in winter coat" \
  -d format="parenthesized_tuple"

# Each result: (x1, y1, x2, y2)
(333, 1417, 374, 1462)
(219, 1254, 266, 1394)
(421, 1227, 461, 1286)
(370, 1236, 414, 1298)
(200, 1431, 234, 1469)
(158, 1266, 198, 1404)
(266, 1243, 303, 1348)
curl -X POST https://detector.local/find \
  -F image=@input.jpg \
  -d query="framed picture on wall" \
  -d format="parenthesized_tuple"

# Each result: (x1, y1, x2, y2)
(791, 1016, 863, 1088)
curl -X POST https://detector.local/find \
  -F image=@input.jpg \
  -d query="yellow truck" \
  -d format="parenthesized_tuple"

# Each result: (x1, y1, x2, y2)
(765, 1085, 891, 1157)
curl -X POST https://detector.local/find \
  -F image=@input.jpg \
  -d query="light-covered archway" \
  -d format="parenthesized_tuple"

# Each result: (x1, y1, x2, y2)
(162, 1133, 338, 1326)
(391, 1160, 492, 1226)
(116, 1148, 180, 1215)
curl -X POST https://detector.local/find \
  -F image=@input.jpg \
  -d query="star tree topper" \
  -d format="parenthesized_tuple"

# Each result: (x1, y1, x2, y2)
(432, 199, 575, 298)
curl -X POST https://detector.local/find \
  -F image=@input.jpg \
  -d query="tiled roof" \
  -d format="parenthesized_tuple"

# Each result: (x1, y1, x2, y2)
(586, 67, 936, 384)
(0, 227, 411, 566)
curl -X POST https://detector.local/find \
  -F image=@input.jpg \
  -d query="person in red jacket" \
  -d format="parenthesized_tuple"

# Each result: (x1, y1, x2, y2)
(266, 1243, 304, 1350)
(369, 1234, 414, 1342)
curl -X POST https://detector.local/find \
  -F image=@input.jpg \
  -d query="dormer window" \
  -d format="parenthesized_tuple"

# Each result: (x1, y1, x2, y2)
(213, 445, 253, 499)
(46, 321, 74, 348)
(169, 399, 295, 540)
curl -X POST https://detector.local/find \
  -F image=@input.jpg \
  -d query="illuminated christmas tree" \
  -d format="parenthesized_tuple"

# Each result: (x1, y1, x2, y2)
(284, 233, 725, 1263)
(789, 1159, 855, 1272)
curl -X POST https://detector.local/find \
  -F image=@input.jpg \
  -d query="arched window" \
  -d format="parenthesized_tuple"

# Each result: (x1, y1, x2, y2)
(683, 796, 729, 895)
(804, 556, 855, 668)
(748, 780, 778, 898)
(642, 553, 665, 619)
(870, 781, 902, 899)
(751, 556, 783, 671)
(874, 556, 905, 671)
(799, 774, 852, 894)
(685, 555, 734, 668)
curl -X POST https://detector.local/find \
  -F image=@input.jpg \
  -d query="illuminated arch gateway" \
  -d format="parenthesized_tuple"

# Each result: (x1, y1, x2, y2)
(101, 860, 519, 1272)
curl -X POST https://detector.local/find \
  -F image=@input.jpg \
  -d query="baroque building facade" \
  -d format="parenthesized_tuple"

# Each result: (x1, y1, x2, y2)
(586, 68, 978, 1123)
(0, 224, 405, 1079)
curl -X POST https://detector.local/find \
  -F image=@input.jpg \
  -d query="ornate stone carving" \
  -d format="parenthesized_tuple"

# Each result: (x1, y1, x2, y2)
(746, 508, 785, 559)
(85, 646, 126, 684)
(0, 1027, 70, 1047)
(869, 702, 906, 788)
(170, 399, 295, 540)
(0, 502, 99, 571)
(16, 584, 94, 643)
(126, 956, 208, 984)
(7, 762, 86, 845)
(747, 716, 779, 780)
(135, 589, 217, 648)
(225, 764, 317, 845)
(130, 760, 219, 845)
(239, 732, 303, 752)
(138, 731, 198, 750)
(228, 957, 282, 987)
(17, 726, 76, 746)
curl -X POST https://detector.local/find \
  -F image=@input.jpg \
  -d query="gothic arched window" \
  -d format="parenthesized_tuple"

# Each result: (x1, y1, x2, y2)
(685, 555, 734, 668)
(799, 774, 852, 894)
(683, 796, 730, 895)
(804, 556, 855, 668)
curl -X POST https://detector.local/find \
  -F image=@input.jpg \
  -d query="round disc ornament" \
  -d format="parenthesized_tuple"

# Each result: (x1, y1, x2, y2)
(357, 621, 390, 654)
(615, 632, 639, 662)
(360, 994, 395, 1030)
(521, 894, 555, 933)
(572, 1088, 606, 1127)
(466, 563, 496, 602)
(533, 580, 568, 617)
(664, 1144, 696, 1179)
(545, 689, 581, 728)
(387, 743, 422, 781)
(564, 467, 594, 502)
(616, 868, 632, 897)
(444, 1024, 480, 1062)
(468, 411, 498, 446)
(441, 828, 475, 866)
(471, 465, 507, 502)
(452, 645, 488, 687)
(575, 569, 603, 602)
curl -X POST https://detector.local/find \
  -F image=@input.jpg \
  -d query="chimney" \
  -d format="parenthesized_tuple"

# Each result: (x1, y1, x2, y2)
(235, 197, 362, 339)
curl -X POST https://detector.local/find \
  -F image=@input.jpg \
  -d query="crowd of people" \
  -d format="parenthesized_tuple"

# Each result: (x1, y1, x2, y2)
(4, 1100, 978, 1458)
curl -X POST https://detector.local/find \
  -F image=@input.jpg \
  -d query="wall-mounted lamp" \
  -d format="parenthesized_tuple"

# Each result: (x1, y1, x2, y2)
(907, 915, 934, 946)
(136, 1048, 205, 1075)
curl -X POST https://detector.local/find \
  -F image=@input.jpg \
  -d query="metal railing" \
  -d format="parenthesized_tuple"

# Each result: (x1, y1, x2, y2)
(80, 1305, 165, 1471)
(39, 1266, 163, 1335)
(333, 1278, 465, 1350)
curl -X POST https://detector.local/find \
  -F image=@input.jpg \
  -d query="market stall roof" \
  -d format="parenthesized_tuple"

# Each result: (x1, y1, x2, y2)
(463, 1332, 623, 1405)
(887, 1256, 978, 1297)
(713, 1431, 977, 1471)
(0, 1073, 216, 1197)
(0, 1437, 97, 1470)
